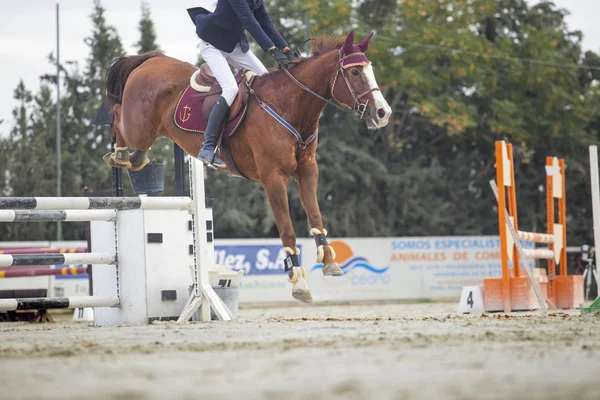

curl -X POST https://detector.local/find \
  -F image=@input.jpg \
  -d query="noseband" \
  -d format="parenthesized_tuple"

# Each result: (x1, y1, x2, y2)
(282, 50, 380, 119)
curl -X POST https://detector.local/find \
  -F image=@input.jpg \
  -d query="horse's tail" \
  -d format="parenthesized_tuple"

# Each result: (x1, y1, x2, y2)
(105, 51, 164, 110)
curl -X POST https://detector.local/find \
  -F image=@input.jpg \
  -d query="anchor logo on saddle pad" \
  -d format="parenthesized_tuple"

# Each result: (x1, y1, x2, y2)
(179, 105, 192, 123)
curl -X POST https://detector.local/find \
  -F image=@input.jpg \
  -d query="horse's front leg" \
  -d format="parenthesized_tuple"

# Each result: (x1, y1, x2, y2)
(261, 172, 313, 303)
(294, 161, 343, 276)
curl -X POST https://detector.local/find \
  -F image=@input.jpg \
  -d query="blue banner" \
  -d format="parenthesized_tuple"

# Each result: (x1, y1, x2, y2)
(214, 245, 301, 275)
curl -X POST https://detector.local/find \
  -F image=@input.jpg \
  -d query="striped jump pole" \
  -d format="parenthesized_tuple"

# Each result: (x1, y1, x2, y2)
(0, 253, 115, 267)
(0, 210, 117, 222)
(0, 197, 194, 211)
(0, 295, 119, 311)
(522, 249, 555, 260)
(516, 231, 554, 244)
(0, 266, 88, 279)
(0, 247, 87, 255)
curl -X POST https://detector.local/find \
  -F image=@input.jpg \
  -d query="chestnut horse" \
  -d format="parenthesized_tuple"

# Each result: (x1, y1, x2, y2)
(104, 31, 391, 303)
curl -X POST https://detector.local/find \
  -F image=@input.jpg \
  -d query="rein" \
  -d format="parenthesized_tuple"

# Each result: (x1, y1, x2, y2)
(284, 51, 381, 119)
(282, 69, 349, 114)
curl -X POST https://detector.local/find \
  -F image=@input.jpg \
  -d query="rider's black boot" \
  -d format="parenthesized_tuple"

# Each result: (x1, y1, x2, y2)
(198, 96, 229, 169)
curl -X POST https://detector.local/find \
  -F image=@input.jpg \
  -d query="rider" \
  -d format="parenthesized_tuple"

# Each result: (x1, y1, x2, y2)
(188, 1, 295, 169)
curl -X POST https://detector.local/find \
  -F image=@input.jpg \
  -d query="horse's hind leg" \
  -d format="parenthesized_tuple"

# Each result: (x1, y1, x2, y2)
(130, 150, 150, 171)
(103, 104, 133, 169)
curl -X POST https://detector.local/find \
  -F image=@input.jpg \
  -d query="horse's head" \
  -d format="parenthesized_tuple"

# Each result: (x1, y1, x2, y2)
(333, 31, 392, 130)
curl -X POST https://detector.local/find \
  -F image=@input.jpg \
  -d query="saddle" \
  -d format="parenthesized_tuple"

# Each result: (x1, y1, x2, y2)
(173, 64, 256, 179)
(191, 64, 252, 121)
(173, 64, 255, 136)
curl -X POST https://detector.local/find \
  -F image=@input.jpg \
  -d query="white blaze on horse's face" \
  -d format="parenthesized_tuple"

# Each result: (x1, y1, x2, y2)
(363, 63, 392, 129)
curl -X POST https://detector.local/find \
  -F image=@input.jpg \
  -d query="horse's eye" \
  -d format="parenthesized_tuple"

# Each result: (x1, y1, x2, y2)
(351, 70, 361, 76)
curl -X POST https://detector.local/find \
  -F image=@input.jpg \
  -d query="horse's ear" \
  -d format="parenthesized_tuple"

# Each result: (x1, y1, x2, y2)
(342, 31, 355, 54)
(358, 32, 374, 53)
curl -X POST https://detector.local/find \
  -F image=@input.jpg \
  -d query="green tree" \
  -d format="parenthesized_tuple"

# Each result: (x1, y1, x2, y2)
(0, 0, 127, 241)
(135, 1, 161, 54)
(131, 1, 177, 196)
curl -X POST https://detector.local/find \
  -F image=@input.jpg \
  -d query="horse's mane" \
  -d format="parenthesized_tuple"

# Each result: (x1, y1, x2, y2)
(310, 35, 345, 57)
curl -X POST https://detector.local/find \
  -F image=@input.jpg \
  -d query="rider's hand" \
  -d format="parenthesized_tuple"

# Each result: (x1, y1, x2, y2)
(283, 47, 299, 62)
(269, 47, 289, 69)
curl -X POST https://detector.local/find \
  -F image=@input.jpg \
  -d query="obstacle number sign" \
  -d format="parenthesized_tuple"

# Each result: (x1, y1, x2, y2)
(457, 285, 484, 314)
(467, 291, 474, 308)
(219, 279, 232, 288)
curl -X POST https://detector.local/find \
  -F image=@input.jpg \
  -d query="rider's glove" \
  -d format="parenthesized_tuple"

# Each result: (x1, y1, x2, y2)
(269, 47, 289, 69)
(283, 47, 299, 62)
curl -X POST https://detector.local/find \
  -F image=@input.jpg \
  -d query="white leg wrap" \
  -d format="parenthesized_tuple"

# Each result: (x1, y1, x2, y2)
(283, 247, 301, 255)
(316, 245, 325, 263)
(288, 267, 307, 284)
(315, 245, 337, 263)
(311, 228, 334, 262)
(310, 228, 328, 236)
(289, 266, 312, 303)
(284, 246, 302, 282)
(288, 267, 299, 283)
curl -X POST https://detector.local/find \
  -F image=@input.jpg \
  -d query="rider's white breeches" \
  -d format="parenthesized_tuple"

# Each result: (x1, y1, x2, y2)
(199, 40, 269, 106)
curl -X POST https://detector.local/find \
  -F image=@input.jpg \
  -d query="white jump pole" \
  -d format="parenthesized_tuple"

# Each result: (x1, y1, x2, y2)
(177, 158, 231, 323)
(589, 146, 600, 294)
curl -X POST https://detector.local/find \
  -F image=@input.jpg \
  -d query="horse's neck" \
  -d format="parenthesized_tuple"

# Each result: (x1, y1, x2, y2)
(256, 51, 338, 136)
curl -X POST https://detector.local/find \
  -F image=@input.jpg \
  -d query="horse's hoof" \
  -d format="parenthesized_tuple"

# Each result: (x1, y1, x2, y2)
(323, 263, 344, 276)
(292, 287, 313, 303)
(291, 273, 313, 303)
(130, 155, 150, 172)
(103, 152, 132, 169)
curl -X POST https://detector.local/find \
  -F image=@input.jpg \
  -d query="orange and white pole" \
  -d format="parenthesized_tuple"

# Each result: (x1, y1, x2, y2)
(507, 144, 520, 278)
(559, 159, 567, 276)
(496, 141, 512, 313)
(546, 157, 556, 301)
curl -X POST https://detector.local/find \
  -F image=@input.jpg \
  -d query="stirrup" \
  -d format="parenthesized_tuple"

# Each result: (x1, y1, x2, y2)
(199, 148, 226, 170)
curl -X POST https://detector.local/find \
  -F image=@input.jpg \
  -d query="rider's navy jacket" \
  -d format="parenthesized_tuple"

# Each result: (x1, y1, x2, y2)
(188, 0, 288, 53)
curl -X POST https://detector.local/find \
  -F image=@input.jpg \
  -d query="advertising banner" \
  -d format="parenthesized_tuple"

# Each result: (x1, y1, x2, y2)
(216, 235, 531, 303)
(1, 237, 531, 303)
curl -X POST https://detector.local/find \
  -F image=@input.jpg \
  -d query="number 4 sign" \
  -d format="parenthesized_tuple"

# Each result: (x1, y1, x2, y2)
(457, 285, 485, 314)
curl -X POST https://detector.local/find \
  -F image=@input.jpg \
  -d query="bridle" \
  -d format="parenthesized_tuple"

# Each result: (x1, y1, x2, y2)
(282, 50, 380, 119)
(246, 48, 381, 150)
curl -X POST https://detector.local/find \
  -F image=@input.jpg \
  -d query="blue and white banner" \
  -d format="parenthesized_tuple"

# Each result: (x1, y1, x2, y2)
(214, 244, 302, 275)
(216, 235, 532, 303)
(1, 236, 532, 303)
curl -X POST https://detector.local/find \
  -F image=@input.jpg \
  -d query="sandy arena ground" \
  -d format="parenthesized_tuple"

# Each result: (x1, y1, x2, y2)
(0, 302, 599, 400)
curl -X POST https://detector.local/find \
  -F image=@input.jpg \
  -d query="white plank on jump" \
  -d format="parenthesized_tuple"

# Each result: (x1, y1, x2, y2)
(0, 295, 119, 311)
(0, 210, 117, 222)
(0, 253, 116, 267)
(0, 197, 193, 211)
